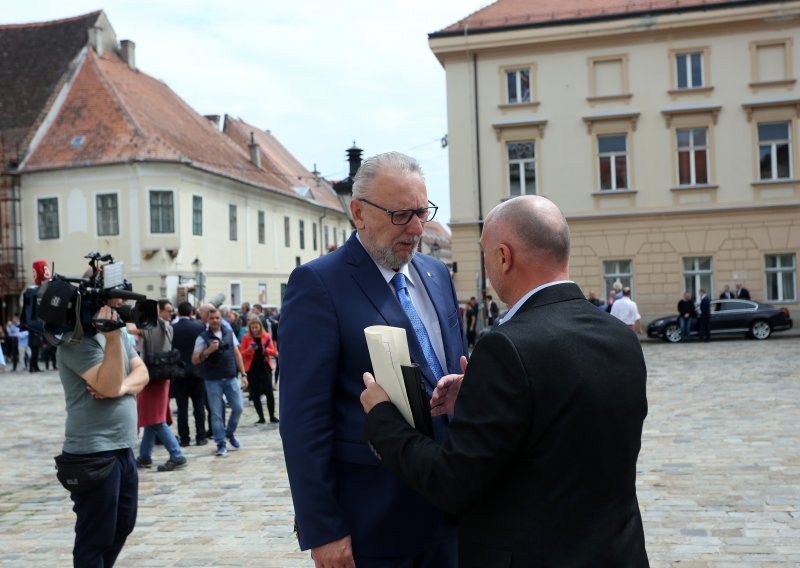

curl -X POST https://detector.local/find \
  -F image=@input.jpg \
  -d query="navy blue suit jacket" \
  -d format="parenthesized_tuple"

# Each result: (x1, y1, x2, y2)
(279, 232, 466, 558)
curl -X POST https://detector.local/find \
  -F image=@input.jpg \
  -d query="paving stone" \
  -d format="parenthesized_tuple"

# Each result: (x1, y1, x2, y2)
(0, 333, 798, 564)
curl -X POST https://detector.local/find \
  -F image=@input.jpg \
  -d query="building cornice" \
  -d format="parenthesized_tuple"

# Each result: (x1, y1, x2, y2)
(429, 2, 800, 64)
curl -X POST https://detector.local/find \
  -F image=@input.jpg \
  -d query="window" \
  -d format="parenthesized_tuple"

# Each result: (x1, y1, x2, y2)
(333, 227, 338, 247)
(505, 68, 531, 104)
(192, 196, 203, 236)
(766, 253, 796, 302)
(676, 52, 703, 89)
(758, 122, 792, 180)
(312, 222, 318, 251)
(230, 282, 241, 307)
(342, 228, 347, 244)
(229, 204, 238, 241)
(603, 260, 632, 298)
(507, 141, 536, 197)
(598, 134, 628, 190)
(96, 193, 119, 236)
(284, 216, 290, 247)
(149, 190, 174, 234)
(299, 219, 305, 250)
(37, 197, 59, 240)
(324, 225, 329, 249)
(258, 211, 265, 244)
(677, 128, 709, 185)
(683, 256, 713, 298)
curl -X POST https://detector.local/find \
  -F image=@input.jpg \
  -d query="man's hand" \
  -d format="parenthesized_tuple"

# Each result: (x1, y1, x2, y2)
(240, 376, 248, 391)
(94, 305, 121, 337)
(430, 355, 468, 416)
(360, 372, 389, 413)
(311, 535, 355, 568)
(207, 339, 220, 353)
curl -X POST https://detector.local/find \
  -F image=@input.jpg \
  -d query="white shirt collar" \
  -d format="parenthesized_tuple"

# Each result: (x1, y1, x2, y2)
(356, 232, 417, 288)
(498, 280, 574, 325)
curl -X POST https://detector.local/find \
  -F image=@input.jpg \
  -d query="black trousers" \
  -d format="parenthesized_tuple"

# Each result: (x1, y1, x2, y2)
(698, 316, 711, 341)
(68, 448, 137, 567)
(171, 378, 207, 444)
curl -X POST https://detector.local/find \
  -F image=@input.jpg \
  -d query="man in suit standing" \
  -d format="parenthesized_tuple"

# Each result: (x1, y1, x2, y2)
(719, 285, 734, 300)
(697, 289, 712, 342)
(361, 195, 649, 566)
(485, 294, 499, 326)
(171, 301, 208, 447)
(735, 281, 751, 300)
(280, 152, 467, 568)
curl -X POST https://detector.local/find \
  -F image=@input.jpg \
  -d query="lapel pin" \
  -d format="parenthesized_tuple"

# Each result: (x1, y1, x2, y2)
(427, 271, 432, 277)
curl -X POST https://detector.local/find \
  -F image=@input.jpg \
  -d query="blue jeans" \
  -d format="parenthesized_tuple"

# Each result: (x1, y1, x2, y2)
(139, 423, 183, 461)
(679, 316, 693, 339)
(69, 448, 137, 567)
(205, 378, 243, 445)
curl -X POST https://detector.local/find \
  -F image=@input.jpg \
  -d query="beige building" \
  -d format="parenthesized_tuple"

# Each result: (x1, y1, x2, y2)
(1, 12, 349, 311)
(430, 0, 800, 318)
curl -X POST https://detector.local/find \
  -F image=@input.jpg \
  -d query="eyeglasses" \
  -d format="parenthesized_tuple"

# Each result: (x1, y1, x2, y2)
(357, 198, 438, 225)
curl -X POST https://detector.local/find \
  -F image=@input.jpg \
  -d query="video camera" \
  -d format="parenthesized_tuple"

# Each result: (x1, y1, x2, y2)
(35, 252, 158, 345)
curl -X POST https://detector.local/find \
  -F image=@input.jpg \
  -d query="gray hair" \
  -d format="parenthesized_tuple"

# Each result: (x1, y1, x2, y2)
(352, 152, 424, 200)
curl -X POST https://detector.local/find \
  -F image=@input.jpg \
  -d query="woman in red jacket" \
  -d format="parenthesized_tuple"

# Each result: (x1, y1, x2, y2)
(239, 316, 278, 424)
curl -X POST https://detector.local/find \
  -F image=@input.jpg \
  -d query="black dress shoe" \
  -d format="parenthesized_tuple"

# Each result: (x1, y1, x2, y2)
(180, 440, 191, 447)
(196, 437, 209, 446)
(269, 417, 280, 423)
(255, 418, 266, 424)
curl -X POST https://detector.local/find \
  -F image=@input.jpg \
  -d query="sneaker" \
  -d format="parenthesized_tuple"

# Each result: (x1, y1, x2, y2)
(136, 456, 152, 469)
(215, 444, 227, 457)
(226, 434, 240, 449)
(157, 456, 187, 472)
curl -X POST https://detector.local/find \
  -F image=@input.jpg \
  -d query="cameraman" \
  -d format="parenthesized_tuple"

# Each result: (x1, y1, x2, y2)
(192, 307, 248, 457)
(57, 302, 149, 566)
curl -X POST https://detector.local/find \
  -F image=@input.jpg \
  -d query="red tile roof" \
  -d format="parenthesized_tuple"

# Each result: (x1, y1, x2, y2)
(434, 0, 756, 35)
(21, 47, 312, 202)
(0, 11, 101, 157)
(224, 117, 344, 213)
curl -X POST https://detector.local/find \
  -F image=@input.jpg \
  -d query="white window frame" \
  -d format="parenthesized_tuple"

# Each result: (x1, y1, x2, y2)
(683, 256, 713, 299)
(507, 141, 536, 197)
(505, 68, 531, 104)
(603, 259, 633, 298)
(677, 127, 709, 186)
(765, 253, 797, 302)
(149, 189, 175, 234)
(598, 134, 628, 191)
(229, 281, 241, 309)
(37, 196, 60, 240)
(96, 192, 119, 237)
(758, 121, 792, 180)
(192, 195, 203, 236)
(676, 52, 704, 89)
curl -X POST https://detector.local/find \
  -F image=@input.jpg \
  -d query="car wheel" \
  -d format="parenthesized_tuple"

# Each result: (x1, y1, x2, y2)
(664, 324, 682, 343)
(749, 320, 772, 340)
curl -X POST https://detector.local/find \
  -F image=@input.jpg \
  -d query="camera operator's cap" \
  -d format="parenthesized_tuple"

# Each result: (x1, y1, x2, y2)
(37, 279, 78, 326)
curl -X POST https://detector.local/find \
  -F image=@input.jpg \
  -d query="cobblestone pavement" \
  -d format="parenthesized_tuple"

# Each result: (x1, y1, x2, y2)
(0, 333, 798, 566)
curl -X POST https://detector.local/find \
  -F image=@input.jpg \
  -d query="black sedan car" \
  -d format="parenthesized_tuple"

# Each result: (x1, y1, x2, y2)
(647, 299, 793, 342)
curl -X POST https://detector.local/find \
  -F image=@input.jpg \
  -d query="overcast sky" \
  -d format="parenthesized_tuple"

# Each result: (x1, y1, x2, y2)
(3, 0, 491, 226)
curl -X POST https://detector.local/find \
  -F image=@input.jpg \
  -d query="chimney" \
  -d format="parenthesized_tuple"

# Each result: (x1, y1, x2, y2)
(204, 115, 221, 128)
(120, 40, 136, 70)
(346, 142, 363, 178)
(248, 132, 261, 168)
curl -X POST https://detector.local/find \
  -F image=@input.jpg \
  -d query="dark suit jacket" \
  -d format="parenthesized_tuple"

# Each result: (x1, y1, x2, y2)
(736, 287, 751, 300)
(171, 317, 205, 380)
(365, 283, 649, 567)
(699, 295, 711, 319)
(279, 232, 467, 558)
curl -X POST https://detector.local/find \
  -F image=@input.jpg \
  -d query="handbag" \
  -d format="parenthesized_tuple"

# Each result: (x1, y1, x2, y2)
(144, 349, 185, 382)
(54, 453, 117, 493)
(141, 320, 184, 382)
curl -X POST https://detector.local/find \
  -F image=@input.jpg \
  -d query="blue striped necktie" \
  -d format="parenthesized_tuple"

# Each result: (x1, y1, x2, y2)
(391, 272, 445, 385)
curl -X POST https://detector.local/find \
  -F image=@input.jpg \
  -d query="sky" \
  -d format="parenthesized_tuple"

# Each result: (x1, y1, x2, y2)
(2, 0, 492, 227)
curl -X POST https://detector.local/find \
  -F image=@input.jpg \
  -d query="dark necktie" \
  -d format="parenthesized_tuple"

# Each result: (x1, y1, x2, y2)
(391, 272, 445, 384)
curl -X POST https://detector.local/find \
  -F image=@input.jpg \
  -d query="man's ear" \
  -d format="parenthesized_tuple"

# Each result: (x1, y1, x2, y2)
(350, 200, 365, 229)
(499, 243, 513, 273)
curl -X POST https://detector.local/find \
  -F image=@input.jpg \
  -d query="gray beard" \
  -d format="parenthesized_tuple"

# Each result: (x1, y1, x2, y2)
(362, 237, 420, 270)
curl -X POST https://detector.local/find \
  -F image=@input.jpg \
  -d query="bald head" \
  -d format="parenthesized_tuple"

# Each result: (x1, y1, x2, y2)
(485, 195, 570, 264)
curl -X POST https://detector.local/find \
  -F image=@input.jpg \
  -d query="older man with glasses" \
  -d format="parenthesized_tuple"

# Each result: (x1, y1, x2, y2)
(280, 151, 467, 568)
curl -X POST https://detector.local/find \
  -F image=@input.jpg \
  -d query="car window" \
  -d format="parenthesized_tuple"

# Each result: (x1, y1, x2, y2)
(716, 300, 754, 311)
